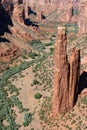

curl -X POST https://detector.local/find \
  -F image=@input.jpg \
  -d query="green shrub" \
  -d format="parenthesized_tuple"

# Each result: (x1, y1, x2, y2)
(22, 113, 33, 127)
(30, 128, 34, 130)
(30, 40, 41, 46)
(50, 48, 54, 54)
(29, 52, 38, 59)
(33, 79, 39, 85)
(45, 42, 53, 46)
(22, 121, 29, 127)
(34, 93, 42, 99)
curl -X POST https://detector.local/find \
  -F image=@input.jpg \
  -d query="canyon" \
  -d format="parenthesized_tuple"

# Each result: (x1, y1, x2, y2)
(0, 0, 87, 36)
(0, 0, 87, 130)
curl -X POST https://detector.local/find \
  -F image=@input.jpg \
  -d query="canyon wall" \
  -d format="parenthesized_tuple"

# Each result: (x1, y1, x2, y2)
(0, 0, 80, 23)
(52, 26, 80, 116)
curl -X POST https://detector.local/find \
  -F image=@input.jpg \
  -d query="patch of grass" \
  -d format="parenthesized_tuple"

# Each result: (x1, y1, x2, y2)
(30, 40, 45, 52)
(39, 97, 52, 122)
(7, 83, 19, 96)
(31, 53, 53, 91)
(45, 42, 53, 46)
(30, 128, 34, 130)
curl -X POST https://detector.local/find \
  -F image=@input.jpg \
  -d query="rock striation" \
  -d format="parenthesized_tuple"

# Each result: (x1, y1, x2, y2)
(52, 26, 80, 116)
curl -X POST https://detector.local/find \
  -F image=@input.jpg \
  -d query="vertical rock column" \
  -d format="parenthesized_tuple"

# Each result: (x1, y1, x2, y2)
(52, 26, 69, 117)
(52, 26, 80, 117)
(69, 48, 80, 109)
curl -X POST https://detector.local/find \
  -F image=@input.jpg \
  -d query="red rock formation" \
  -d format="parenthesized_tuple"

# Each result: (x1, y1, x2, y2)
(0, 45, 19, 62)
(57, 3, 74, 22)
(52, 26, 69, 116)
(23, 0, 73, 22)
(13, 4, 25, 24)
(1, 0, 79, 23)
(36, 10, 43, 21)
(78, 16, 87, 35)
(11, 27, 32, 40)
(69, 48, 80, 109)
(52, 26, 80, 116)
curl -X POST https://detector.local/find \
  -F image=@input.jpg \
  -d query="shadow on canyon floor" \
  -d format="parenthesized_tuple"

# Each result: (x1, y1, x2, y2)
(0, 3, 13, 36)
(28, 6, 36, 16)
(78, 71, 87, 94)
(0, 37, 10, 43)
(24, 18, 38, 27)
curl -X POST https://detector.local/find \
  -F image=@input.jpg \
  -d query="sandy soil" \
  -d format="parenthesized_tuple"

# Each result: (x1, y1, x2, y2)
(10, 66, 51, 130)
(10, 67, 41, 129)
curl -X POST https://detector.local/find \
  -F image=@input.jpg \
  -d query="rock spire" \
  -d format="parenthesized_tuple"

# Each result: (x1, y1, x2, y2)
(52, 26, 80, 116)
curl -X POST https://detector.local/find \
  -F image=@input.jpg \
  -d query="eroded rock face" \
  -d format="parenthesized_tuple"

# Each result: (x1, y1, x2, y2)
(0, 44, 19, 62)
(1, 0, 79, 23)
(52, 27, 80, 116)
(2, 0, 23, 16)
(58, 3, 73, 22)
(13, 4, 25, 24)
(23, 0, 73, 22)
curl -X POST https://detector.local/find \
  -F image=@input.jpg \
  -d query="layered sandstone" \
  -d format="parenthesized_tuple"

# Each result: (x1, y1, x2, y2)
(52, 27, 80, 116)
